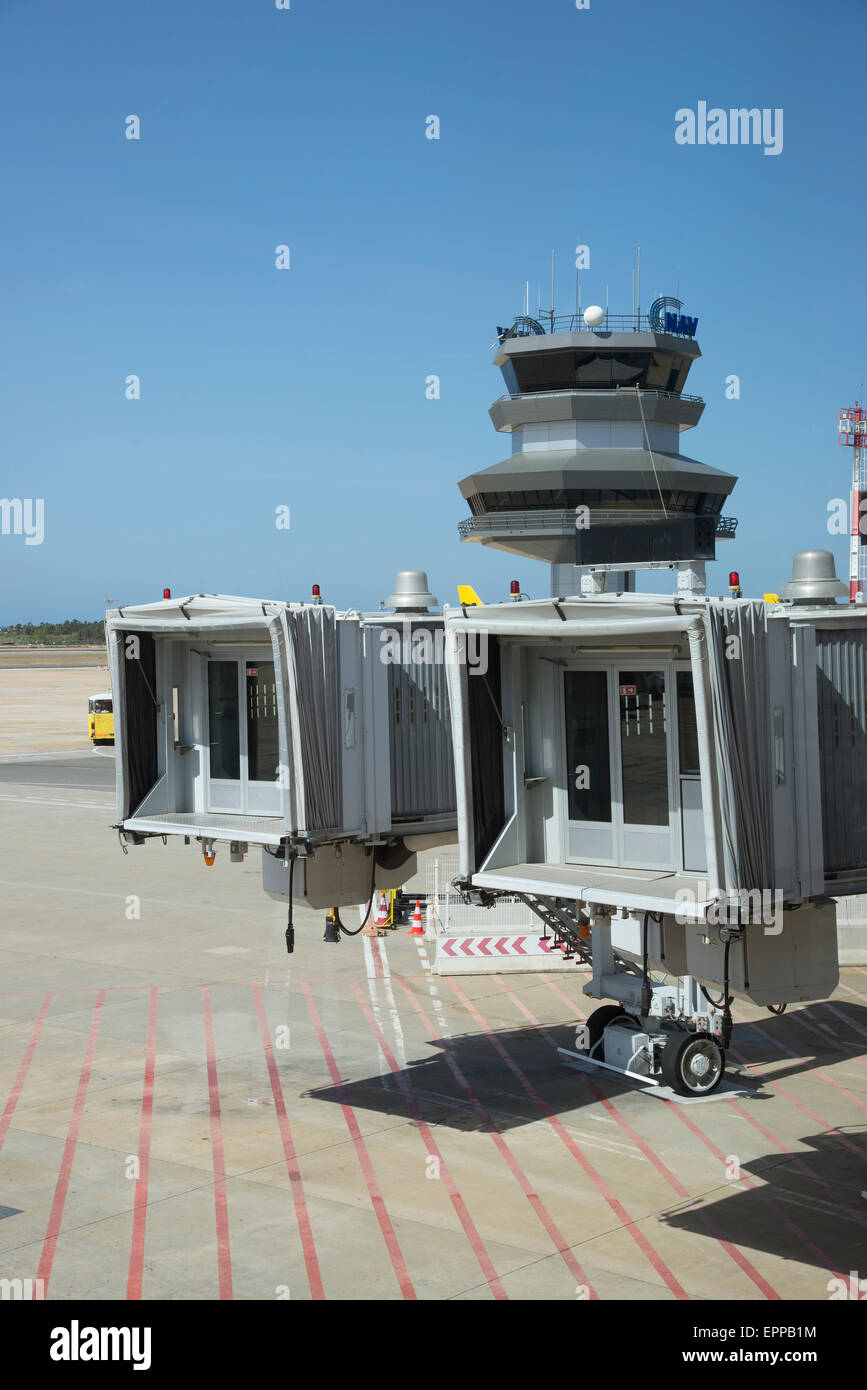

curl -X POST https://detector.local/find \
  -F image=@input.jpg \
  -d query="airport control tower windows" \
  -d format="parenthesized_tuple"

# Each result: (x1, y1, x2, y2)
(501, 349, 692, 396)
(466, 488, 726, 516)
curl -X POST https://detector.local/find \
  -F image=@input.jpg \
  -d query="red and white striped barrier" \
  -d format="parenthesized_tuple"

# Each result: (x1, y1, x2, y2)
(434, 934, 580, 974)
(440, 935, 558, 958)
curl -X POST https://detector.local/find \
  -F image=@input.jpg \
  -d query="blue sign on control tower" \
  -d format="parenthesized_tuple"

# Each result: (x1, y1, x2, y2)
(648, 296, 698, 337)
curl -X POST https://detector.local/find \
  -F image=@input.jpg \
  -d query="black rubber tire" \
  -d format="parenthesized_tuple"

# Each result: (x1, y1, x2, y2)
(585, 1004, 634, 1054)
(660, 1031, 725, 1096)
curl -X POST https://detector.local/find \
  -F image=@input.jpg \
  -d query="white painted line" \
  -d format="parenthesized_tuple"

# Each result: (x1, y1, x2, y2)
(362, 932, 390, 1087)
(0, 750, 102, 763)
(376, 939, 408, 1070)
(416, 943, 450, 1037)
(0, 876, 255, 916)
(0, 795, 114, 811)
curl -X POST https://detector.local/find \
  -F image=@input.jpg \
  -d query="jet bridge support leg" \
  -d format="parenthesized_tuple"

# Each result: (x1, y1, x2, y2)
(507, 893, 731, 1097)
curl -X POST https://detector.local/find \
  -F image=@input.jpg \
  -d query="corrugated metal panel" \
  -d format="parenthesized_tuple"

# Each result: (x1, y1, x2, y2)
(816, 629, 867, 874)
(388, 628, 456, 820)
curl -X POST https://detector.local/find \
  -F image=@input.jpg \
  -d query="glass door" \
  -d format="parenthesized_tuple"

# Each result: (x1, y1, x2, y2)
(207, 660, 242, 811)
(206, 655, 280, 815)
(617, 670, 674, 869)
(562, 665, 676, 870)
(244, 660, 280, 813)
(563, 669, 615, 863)
(676, 668, 706, 872)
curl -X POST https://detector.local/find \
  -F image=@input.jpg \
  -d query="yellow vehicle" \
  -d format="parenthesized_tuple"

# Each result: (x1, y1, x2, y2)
(88, 691, 114, 744)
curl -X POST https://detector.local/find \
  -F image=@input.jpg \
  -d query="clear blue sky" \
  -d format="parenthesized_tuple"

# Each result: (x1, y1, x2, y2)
(1, 0, 865, 622)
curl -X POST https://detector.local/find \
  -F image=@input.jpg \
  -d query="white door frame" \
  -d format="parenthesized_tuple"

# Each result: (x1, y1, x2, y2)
(558, 660, 684, 872)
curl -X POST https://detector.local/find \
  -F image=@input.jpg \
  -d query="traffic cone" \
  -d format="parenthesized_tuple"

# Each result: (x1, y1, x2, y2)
(410, 899, 424, 935)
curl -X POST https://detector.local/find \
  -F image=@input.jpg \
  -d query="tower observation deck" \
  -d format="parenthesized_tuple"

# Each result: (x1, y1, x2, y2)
(457, 307, 738, 594)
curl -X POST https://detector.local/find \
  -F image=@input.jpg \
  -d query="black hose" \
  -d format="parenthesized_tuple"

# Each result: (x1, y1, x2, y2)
(640, 911, 651, 1016)
(331, 852, 378, 937)
(767, 1003, 787, 1015)
(284, 854, 295, 954)
(699, 937, 734, 1048)
(720, 936, 734, 1049)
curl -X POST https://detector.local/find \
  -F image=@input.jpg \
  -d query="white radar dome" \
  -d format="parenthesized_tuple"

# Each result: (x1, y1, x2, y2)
(583, 305, 605, 327)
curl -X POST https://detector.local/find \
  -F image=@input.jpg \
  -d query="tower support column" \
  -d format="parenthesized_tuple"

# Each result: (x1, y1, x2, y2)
(551, 564, 635, 598)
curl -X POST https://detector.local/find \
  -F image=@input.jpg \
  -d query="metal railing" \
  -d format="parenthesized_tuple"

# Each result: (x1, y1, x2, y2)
(497, 312, 698, 340)
(492, 388, 704, 406)
(459, 511, 577, 539)
(458, 512, 739, 540)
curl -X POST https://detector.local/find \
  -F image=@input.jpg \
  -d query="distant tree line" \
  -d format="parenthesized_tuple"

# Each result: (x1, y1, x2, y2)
(0, 619, 105, 646)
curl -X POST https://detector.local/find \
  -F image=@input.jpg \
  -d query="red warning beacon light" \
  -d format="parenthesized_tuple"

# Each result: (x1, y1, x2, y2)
(162, 588, 172, 600)
(311, 584, 322, 604)
(510, 579, 521, 601)
(728, 571, 741, 598)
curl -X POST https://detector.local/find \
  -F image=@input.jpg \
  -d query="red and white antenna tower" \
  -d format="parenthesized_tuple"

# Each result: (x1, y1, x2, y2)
(839, 401, 867, 603)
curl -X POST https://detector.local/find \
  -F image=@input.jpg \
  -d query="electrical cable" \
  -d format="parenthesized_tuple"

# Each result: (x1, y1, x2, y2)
(720, 936, 734, 1049)
(331, 852, 378, 936)
(284, 854, 295, 954)
(699, 936, 735, 1048)
(635, 386, 669, 519)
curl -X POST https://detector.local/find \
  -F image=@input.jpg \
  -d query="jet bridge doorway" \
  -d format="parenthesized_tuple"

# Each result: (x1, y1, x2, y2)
(561, 662, 706, 874)
(206, 652, 281, 816)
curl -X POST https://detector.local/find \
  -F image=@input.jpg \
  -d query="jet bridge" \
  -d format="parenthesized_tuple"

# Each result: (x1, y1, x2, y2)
(442, 575, 867, 1094)
(107, 591, 456, 909)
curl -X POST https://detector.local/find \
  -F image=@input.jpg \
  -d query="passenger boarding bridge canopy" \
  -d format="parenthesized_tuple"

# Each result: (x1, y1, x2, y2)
(443, 595, 776, 914)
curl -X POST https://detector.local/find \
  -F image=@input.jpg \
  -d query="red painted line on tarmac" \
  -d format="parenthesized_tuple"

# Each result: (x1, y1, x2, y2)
(528, 975, 779, 1300)
(446, 977, 689, 1300)
(776, 1006, 867, 1083)
(252, 984, 324, 1300)
(541, 973, 861, 1267)
(201, 986, 233, 1300)
(299, 982, 415, 1299)
(729, 1038, 865, 1162)
(126, 986, 159, 1300)
(725, 1084, 867, 1232)
(817, 997, 867, 1040)
(840, 979, 867, 1005)
(668, 1094, 844, 1277)
(0, 991, 52, 1153)
(36, 990, 105, 1295)
(525, 978, 783, 1301)
(396, 977, 598, 1297)
(0, 976, 397, 998)
(350, 979, 508, 1300)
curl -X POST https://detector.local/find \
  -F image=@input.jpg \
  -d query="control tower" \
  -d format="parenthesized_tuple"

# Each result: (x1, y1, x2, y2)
(457, 301, 738, 595)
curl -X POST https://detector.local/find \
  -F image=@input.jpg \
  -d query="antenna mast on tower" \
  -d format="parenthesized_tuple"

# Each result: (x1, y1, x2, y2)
(840, 401, 867, 602)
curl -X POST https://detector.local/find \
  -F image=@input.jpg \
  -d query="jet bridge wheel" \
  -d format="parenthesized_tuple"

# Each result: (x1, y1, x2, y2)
(660, 1031, 725, 1096)
(585, 1005, 639, 1054)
